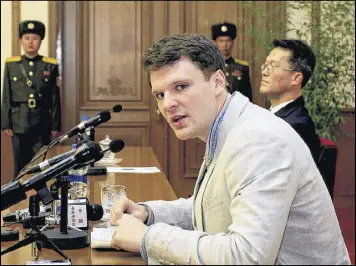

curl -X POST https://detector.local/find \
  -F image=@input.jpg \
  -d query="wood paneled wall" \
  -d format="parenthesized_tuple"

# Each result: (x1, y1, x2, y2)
(335, 110, 355, 196)
(1, 1, 354, 201)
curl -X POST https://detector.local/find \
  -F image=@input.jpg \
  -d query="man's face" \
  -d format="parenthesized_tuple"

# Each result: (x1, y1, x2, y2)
(150, 57, 222, 141)
(215, 36, 233, 58)
(21, 33, 42, 55)
(259, 47, 297, 97)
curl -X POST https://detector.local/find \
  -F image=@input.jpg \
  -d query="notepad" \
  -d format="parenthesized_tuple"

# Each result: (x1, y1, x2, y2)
(106, 166, 161, 173)
(90, 226, 116, 249)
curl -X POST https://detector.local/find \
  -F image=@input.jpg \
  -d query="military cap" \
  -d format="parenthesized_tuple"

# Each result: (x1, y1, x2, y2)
(211, 22, 237, 40)
(19, 20, 45, 40)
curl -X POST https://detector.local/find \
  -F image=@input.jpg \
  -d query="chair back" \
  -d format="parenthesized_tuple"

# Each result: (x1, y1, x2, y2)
(317, 138, 338, 199)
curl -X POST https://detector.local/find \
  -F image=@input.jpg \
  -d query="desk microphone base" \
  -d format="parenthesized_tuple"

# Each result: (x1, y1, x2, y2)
(42, 227, 90, 250)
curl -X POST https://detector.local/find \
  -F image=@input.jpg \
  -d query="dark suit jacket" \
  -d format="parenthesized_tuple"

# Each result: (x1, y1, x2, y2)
(274, 96, 320, 162)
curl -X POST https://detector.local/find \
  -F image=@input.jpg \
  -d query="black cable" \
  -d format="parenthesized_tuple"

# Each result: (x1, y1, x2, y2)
(14, 137, 61, 181)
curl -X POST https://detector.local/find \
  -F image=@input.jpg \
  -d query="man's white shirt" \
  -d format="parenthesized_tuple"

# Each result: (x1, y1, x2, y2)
(269, 99, 294, 113)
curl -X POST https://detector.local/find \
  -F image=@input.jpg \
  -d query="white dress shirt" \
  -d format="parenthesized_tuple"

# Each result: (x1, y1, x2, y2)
(269, 99, 294, 113)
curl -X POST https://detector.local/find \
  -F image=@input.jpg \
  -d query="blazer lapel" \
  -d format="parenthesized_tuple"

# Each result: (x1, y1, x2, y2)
(192, 161, 217, 231)
(274, 96, 304, 118)
(192, 161, 207, 229)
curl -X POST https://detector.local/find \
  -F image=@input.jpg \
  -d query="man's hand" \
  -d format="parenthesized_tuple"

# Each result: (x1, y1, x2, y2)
(3, 129, 13, 137)
(110, 214, 148, 252)
(110, 197, 148, 225)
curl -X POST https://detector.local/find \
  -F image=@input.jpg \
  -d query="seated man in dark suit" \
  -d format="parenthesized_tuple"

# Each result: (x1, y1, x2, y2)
(259, 39, 320, 162)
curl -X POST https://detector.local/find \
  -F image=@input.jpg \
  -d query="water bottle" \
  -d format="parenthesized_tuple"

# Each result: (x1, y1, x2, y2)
(68, 144, 88, 200)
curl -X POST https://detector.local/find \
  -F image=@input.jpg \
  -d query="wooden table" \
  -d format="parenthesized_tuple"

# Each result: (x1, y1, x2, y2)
(1, 146, 177, 265)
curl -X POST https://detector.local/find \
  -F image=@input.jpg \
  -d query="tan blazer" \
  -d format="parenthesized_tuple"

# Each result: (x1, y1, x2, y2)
(143, 93, 350, 265)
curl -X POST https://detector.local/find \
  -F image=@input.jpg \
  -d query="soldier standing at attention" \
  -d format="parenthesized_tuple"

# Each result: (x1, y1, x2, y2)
(1, 20, 62, 178)
(211, 22, 253, 102)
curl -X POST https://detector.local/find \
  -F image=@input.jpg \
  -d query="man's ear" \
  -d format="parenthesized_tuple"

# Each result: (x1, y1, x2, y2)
(212, 70, 226, 96)
(292, 72, 303, 86)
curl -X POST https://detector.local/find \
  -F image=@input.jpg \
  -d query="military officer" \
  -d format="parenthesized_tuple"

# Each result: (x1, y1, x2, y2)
(1, 20, 62, 178)
(211, 22, 253, 102)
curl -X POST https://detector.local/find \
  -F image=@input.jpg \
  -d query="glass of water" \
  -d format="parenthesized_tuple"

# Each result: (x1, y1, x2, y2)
(101, 185, 127, 223)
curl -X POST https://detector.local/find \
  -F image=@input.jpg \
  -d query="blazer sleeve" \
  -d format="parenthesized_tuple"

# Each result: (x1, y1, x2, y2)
(143, 196, 193, 230)
(1, 63, 12, 130)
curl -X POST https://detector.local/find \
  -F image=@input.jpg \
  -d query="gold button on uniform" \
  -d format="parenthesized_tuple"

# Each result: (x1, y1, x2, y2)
(29, 61, 33, 66)
(29, 71, 33, 76)
(13, 77, 17, 81)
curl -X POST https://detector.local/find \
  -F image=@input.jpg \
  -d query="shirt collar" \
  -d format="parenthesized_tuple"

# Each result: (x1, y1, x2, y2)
(270, 99, 295, 114)
(205, 93, 233, 166)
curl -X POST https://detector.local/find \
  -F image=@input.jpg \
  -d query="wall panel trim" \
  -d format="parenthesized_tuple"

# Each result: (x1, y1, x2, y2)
(11, 1, 21, 56)
(48, 1, 57, 58)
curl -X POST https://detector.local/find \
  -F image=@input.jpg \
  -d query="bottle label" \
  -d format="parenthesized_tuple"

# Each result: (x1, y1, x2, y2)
(68, 174, 87, 200)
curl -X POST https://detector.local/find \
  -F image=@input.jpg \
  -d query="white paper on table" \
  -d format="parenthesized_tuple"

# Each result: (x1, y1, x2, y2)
(106, 166, 161, 173)
(91, 226, 116, 249)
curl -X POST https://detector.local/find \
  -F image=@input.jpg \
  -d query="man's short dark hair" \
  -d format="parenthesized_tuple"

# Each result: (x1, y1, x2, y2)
(142, 34, 225, 87)
(273, 39, 316, 87)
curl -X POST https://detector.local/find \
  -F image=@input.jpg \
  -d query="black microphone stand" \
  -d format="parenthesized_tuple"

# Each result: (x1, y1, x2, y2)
(41, 173, 90, 250)
(0, 195, 71, 263)
(87, 127, 95, 167)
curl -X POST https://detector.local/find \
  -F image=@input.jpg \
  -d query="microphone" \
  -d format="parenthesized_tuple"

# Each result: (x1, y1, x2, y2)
(111, 104, 122, 113)
(49, 199, 104, 229)
(2, 205, 51, 223)
(3, 203, 103, 229)
(59, 111, 111, 143)
(73, 139, 125, 173)
(87, 203, 104, 221)
(22, 139, 91, 175)
(1, 141, 103, 211)
(101, 139, 125, 154)
(59, 105, 123, 144)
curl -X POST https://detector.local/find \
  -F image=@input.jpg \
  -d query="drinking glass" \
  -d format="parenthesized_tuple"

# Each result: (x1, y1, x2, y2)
(101, 185, 127, 222)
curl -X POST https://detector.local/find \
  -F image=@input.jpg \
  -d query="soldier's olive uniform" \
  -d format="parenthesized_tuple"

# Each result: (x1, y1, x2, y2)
(1, 20, 62, 178)
(212, 22, 253, 102)
(224, 56, 252, 102)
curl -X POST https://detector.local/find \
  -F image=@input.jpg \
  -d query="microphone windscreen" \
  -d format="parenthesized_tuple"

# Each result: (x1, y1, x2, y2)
(112, 104, 122, 113)
(109, 140, 125, 153)
(87, 204, 104, 221)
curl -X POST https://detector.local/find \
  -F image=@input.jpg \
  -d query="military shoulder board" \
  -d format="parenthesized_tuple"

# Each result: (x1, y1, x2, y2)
(42, 56, 58, 65)
(234, 58, 249, 66)
(6, 56, 21, 63)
